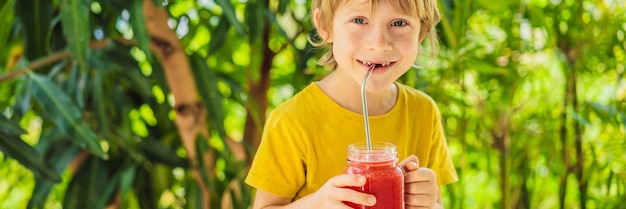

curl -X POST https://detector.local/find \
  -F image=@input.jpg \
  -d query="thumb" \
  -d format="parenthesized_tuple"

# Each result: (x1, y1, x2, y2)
(399, 155, 420, 172)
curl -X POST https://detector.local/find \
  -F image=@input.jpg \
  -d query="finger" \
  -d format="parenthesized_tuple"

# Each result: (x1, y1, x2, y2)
(338, 188, 377, 207)
(329, 174, 366, 188)
(405, 193, 437, 207)
(405, 168, 437, 183)
(400, 155, 420, 172)
(405, 206, 431, 209)
(405, 180, 439, 195)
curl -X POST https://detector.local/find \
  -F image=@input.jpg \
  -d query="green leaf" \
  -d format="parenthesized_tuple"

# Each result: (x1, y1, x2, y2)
(570, 110, 590, 126)
(190, 54, 227, 140)
(130, 0, 152, 61)
(277, 0, 289, 14)
(28, 140, 80, 209)
(0, 134, 61, 182)
(121, 68, 153, 98)
(63, 156, 109, 209)
(137, 139, 188, 167)
(17, 0, 52, 61)
(194, 134, 215, 194)
(0, 114, 26, 135)
(92, 68, 110, 135)
(119, 165, 137, 208)
(214, 0, 246, 36)
(0, 0, 16, 64)
(184, 176, 202, 209)
(28, 73, 106, 157)
(587, 101, 619, 125)
(217, 73, 262, 134)
(245, 1, 266, 43)
(60, 0, 90, 73)
(93, 165, 136, 209)
(208, 15, 231, 54)
(265, 8, 290, 42)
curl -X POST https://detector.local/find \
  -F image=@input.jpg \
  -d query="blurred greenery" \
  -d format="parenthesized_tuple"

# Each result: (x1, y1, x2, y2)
(1, 0, 625, 208)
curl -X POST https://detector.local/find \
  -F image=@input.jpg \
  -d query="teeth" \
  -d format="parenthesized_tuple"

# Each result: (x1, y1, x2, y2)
(360, 60, 391, 66)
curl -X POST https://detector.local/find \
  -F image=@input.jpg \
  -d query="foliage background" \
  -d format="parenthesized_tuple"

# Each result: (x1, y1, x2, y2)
(0, 0, 625, 208)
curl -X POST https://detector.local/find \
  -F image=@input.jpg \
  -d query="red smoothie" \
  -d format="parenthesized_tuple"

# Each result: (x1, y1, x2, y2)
(343, 142, 404, 209)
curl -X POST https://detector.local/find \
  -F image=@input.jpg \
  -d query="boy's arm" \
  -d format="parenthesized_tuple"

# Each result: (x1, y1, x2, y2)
(251, 190, 291, 209)
(251, 174, 376, 209)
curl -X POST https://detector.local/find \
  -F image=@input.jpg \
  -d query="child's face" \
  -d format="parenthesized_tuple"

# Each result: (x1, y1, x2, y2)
(325, 0, 422, 92)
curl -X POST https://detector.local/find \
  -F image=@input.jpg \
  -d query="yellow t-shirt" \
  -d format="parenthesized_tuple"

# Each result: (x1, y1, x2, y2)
(245, 82, 458, 200)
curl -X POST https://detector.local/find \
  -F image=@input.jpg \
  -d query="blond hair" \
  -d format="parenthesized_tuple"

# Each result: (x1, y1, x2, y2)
(309, 0, 441, 70)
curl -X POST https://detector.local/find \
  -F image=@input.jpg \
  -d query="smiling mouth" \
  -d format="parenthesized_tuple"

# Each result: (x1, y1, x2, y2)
(358, 60, 393, 68)
(357, 60, 395, 68)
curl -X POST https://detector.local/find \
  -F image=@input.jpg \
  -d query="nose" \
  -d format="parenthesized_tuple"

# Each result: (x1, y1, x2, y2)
(366, 27, 392, 52)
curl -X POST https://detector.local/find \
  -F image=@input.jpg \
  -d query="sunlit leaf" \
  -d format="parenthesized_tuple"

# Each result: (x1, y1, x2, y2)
(190, 54, 227, 140)
(214, 0, 246, 36)
(28, 140, 80, 209)
(130, 0, 152, 61)
(587, 101, 619, 125)
(0, 0, 16, 63)
(137, 139, 188, 167)
(0, 134, 61, 183)
(208, 15, 231, 53)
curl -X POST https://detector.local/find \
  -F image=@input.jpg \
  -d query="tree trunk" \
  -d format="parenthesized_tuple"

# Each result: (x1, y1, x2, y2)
(244, 13, 275, 152)
(142, 0, 212, 208)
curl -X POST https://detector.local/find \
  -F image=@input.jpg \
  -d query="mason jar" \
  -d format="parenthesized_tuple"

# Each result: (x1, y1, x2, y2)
(343, 142, 404, 209)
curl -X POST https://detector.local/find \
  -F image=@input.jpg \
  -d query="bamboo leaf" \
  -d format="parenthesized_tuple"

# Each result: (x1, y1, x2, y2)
(265, 8, 290, 42)
(184, 177, 202, 209)
(28, 73, 106, 157)
(0, 0, 16, 64)
(208, 15, 231, 53)
(587, 101, 619, 125)
(119, 165, 137, 209)
(277, 0, 289, 14)
(137, 139, 188, 167)
(214, 0, 246, 36)
(130, 0, 152, 61)
(0, 114, 26, 135)
(0, 134, 61, 182)
(122, 68, 153, 98)
(190, 54, 227, 140)
(16, 0, 52, 61)
(28, 140, 80, 209)
(194, 135, 215, 194)
(60, 0, 90, 73)
(92, 68, 110, 135)
(63, 157, 109, 209)
(93, 165, 136, 209)
(245, 1, 266, 43)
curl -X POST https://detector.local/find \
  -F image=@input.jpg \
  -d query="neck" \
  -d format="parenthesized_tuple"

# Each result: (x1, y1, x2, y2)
(318, 71, 397, 116)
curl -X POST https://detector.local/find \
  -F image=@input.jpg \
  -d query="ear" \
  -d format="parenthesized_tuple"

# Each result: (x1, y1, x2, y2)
(418, 28, 428, 43)
(313, 9, 333, 43)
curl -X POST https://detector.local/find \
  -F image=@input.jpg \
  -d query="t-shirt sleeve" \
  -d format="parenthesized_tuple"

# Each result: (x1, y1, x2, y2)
(245, 110, 307, 198)
(428, 104, 459, 186)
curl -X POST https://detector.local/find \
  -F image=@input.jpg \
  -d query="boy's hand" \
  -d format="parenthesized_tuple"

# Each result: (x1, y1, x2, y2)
(400, 155, 441, 209)
(309, 174, 377, 208)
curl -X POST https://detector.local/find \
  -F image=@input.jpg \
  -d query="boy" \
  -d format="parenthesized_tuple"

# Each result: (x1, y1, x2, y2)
(245, 0, 458, 208)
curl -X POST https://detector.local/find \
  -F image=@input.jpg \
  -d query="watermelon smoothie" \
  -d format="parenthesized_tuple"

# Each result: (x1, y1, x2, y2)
(343, 142, 404, 209)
